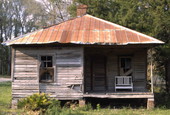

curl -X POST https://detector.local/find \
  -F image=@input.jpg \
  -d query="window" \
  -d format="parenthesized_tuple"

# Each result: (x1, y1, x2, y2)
(41, 56, 53, 67)
(39, 56, 54, 82)
(119, 57, 132, 76)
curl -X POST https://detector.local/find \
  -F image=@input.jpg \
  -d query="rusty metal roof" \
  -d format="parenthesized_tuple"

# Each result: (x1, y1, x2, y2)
(5, 14, 164, 45)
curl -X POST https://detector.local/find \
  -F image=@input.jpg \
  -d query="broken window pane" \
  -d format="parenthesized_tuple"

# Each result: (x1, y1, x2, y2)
(40, 72, 52, 81)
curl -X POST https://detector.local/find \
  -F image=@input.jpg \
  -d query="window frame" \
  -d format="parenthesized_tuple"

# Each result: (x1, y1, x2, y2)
(118, 56, 133, 76)
(40, 56, 53, 68)
(39, 54, 55, 83)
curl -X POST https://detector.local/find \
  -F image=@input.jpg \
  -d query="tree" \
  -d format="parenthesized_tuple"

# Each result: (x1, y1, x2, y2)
(39, 0, 72, 25)
(0, 0, 48, 75)
(0, 0, 73, 75)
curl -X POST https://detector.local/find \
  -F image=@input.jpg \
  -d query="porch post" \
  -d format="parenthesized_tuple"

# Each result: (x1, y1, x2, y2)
(150, 48, 154, 93)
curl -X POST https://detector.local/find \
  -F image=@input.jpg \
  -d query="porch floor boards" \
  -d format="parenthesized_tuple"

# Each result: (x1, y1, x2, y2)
(83, 92, 154, 99)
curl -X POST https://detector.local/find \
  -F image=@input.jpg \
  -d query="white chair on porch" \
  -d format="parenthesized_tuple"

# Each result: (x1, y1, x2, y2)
(115, 76, 133, 92)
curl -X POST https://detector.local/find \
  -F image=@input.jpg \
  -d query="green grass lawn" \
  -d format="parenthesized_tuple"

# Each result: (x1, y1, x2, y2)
(59, 108, 170, 115)
(0, 82, 23, 114)
(0, 82, 12, 114)
(1, 81, 170, 115)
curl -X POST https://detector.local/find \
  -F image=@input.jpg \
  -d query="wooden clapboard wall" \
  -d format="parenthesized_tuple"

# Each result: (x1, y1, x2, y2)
(133, 49, 147, 91)
(39, 48, 84, 100)
(12, 46, 84, 106)
(12, 48, 39, 107)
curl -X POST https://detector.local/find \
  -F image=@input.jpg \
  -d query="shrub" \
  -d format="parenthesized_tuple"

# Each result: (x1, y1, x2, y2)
(17, 93, 60, 112)
(45, 99, 62, 114)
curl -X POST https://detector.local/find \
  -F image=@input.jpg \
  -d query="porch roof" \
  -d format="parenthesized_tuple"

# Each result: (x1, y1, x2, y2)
(4, 14, 164, 46)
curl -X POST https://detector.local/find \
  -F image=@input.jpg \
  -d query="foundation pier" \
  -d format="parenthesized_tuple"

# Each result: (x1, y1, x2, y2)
(79, 99, 85, 107)
(147, 98, 154, 109)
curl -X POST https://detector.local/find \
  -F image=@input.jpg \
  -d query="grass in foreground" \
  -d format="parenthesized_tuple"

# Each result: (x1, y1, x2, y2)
(0, 82, 11, 111)
(55, 108, 170, 115)
(0, 81, 170, 115)
(0, 82, 22, 114)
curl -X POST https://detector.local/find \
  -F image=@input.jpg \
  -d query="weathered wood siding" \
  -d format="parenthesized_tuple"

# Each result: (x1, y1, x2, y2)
(133, 50, 147, 91)
(39, 48, 84, 100)
(84, 48, 147, 92)
(12, 47, 84, 104)
(84, 55, 91, 91)
(12, 48, 39, 107)
(107, 55, 118, 91)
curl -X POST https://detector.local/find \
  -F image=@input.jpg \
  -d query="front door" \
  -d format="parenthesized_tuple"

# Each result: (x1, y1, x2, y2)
(91, 56, 106, 91)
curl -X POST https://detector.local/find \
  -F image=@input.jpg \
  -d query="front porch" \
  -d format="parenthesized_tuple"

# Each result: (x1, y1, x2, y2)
(82, 47, 154, 109)
(84, 47, 149, 93)
(83, 92, 154, 99)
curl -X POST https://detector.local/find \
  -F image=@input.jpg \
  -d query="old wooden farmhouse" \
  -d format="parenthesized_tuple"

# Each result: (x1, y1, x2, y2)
(4, 6, 164, 109)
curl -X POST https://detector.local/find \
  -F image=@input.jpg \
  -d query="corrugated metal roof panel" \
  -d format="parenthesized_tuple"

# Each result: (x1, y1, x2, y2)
(5, 14, 164, 45)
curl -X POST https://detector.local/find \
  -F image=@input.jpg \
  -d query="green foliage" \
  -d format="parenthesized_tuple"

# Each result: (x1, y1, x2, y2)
(96, 103, 101, 111)
(18, 93, 60, 112)
(155, 92, 170, 108)
(68, 4, 77, 17)
(46, 99, 62, 114)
